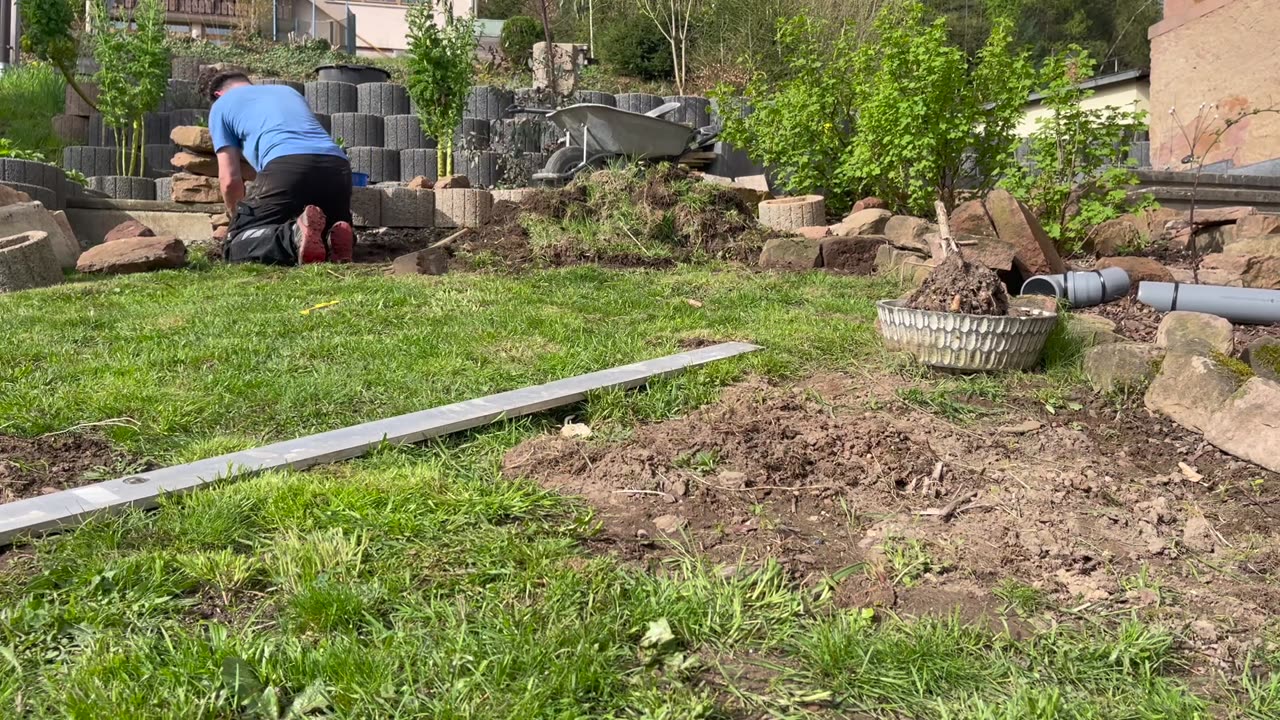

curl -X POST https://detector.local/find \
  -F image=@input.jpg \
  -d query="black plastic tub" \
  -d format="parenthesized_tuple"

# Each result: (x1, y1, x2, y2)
(314, 64, 390, 85)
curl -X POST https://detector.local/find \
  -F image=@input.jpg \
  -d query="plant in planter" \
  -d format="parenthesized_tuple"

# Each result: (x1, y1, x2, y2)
(87, 0, 170, 177)
(404, 0, 477, 178)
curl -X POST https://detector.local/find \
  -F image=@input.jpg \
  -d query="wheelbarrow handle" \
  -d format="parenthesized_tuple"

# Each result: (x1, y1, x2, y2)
(508, 104, 553, 116)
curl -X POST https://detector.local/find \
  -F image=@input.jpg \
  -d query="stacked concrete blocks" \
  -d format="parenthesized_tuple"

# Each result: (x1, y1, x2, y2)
(384, 115, 435, 150)
(400, 149, 440, 182)
(350, 186, 383, 227)
(358, 83, 410, 116)
(435, 189, 493, 229)
(455, 118, 492, 151)
(466, 85, 515, 120)
(380, 187, 435, 228)
(615, 93, 664, 115)
(89, 176, 156, 201)
(0, 159, 66, 209)
(305, 81, 358, 115)
(662, 96, 713, 128)
(455, 151, 503, 189)
(330, 113, 385, 148)
(348, 147, 401, 184)
(251, 77, 305, 94)
(574, 90, 617, 107)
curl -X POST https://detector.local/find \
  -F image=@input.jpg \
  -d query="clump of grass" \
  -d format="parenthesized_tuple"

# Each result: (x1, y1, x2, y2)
(878, 536, 937, 587)
(994, 578, 1047, 616)
(1254, 344, 1280, 376)
(1212, 350, 1255, 382)
(0, 62, 67, 161)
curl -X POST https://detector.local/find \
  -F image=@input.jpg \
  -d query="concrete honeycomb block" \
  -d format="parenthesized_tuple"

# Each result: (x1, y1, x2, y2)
(384, 115, 434, 150)
(455, 150, 502, 189)
(65, 82, 100, 117)
(167, 109, 209, 134)
(454, 118, 491, 151)
(145, 144, 179, 177)
(358, 82, 410, 116)
(155, 176, 174, 201)
(465, 85, 515, 120)
(661, 95, 712, 128)
(347, 147, 400, 184)
(52, 114, 89, 144)
(514, 86, 554, 110)
(434, 189, 493, 228)
(64, 146, 119, 177)
(380, 187, 435, 228)
(490, 118, 554, 154)
(162, 79, 206, 111)
(4, 182, 58, 209)
(330, 113, 384, 148)
(492, 188, 536, 205)
(350, 186, 383, 227)
(89, 176, 157, 201)
(573, 90, 617, 107)
(1, 159, 64, 208)
(171, 56, 201, 82)
(497, 153, 547, 187)
(759, 195, 825, 231)
(399, 149, 439, 182)
(250, 77, 305, 94)
(0, 231, 63, 293)
(711, 96, 752, 127)
(144, 112, 172, 144)
(305, 81, 358, 115)
(615, 93, 663, 115)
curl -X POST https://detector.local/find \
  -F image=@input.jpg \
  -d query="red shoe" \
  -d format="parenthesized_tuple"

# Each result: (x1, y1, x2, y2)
(294, 205, 328, 265)
(328, 221, 354, 263)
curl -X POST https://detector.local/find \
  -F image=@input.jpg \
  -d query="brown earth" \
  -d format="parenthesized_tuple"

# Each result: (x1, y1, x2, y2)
(505, 373, 1280, 673)
(354, 227, 444, 263)
(0, 433, 147, 504)
(1081, 297, 1280, 351)
(908, 253, 1009, 315)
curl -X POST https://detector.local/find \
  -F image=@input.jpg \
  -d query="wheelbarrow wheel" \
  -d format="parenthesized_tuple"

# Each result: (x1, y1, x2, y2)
(544, 147, 584, 176)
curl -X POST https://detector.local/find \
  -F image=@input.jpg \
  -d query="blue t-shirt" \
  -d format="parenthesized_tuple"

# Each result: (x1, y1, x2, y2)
(210, 85, 346, 171)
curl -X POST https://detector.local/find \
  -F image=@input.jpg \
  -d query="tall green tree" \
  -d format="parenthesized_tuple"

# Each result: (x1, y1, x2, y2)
(88, 0, 170, 177)
(18, 0, 97, 111)
(405, 0, 478, 177)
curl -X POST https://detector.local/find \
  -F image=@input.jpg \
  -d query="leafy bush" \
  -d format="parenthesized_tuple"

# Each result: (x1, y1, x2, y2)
(0, 62, 67, 161)
(88, 0, 170, 177)
(405, 0, 477, 177)
(599, 13, 675, 82)
(500, 16, 542, 69)
(17, 0, 94, 112)
(1001, 49, 1150, 253)
(478, 0, 528, 20)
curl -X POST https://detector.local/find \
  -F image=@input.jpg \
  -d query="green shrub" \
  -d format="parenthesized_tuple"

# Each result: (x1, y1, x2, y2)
(88, 0, 170, 177)
(478, 0, 527, 20)
(0, 62, 67, 161)
(405, 0, 477, 177)
(500, 15, 542, 69)
(599, 13, 674, 82)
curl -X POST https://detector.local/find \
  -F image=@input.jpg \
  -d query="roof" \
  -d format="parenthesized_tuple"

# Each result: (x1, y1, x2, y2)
(1026, 68, 1150, 103)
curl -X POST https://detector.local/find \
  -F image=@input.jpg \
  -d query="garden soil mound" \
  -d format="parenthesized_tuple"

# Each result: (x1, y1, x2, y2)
(0, 434, 144, 504)
(908, 253, 1009, 315)
(505, 374, 1280, 671)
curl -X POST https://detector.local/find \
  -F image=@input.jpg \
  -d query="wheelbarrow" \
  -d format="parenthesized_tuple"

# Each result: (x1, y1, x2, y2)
(510, 101, 720, 185)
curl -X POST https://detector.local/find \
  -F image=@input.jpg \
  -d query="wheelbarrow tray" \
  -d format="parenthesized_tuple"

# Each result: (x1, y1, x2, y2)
(547, 103, 696, 159)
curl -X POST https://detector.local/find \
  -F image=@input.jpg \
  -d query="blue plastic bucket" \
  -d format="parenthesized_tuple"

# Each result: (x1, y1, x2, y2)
(352, 172, 369, 187)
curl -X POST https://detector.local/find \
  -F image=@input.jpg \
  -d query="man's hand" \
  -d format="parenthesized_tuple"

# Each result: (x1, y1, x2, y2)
(217, 148, 246, 215)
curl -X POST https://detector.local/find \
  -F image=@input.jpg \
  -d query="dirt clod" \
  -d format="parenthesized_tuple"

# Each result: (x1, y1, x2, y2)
(0, 433, 145, 504)
(907, 253, 1009, 315)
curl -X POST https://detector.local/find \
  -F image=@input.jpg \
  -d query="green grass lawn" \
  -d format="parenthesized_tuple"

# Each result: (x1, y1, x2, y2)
(0, 264, 1251, 718)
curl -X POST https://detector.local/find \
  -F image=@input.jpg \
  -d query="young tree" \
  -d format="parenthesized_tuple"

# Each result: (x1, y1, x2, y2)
(636, 0, 702, 94)
(88, 0, 170, 177)
(17, 0, 97, 112)
(405, 0, 478, 177)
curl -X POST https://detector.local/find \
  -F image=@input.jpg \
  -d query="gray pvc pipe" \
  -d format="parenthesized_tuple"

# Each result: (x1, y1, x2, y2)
(1137, 282, 1280, 325)
(1020, 268, 1131, 308)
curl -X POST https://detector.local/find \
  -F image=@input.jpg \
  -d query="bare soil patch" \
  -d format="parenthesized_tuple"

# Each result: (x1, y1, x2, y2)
(505, 373, 1280, 672)
(353, 227, 443, 263)
(908, 254, 1009, 315)
(0, 433, 147, 504)
(1080, 296, 1280, 350)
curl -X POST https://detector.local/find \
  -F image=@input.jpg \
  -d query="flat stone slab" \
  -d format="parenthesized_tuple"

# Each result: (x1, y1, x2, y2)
(0, 342, 761, 545)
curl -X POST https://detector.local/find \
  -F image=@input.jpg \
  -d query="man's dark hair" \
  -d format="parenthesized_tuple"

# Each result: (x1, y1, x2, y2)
(203, 71, 252, 102)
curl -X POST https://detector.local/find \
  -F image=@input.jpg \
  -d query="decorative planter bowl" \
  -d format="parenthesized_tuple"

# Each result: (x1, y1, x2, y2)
(876, 299, 1058, 371)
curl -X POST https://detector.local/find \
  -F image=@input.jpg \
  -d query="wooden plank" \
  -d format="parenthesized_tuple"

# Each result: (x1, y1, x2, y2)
(0, 342, 761, 545)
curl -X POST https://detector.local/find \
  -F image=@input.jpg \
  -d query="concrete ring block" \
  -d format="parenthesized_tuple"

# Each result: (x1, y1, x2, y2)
(465, 85, 515, 120)
(167, 109, 209, 134)
(144, 111, 173, 144)
(1, 159, 65, 207)
(380, 187, 435, 228)
(171, 56, 201, 83)
(155, 176, 174, 201)
(3, 182, 59, 210)
(305, 81, 358, 115)
(711, 96, 752, 127)
(89, 176, 157, 201)
(52, 114, 90, 145)
(145, 144, 179, 176)
(384, 115, 434, 151)
(314, 113, 332, 133)
(514, 86, 554, 110)
(350, 186, 383, 228)
(347, 147, 400, 184)
(358, 82, 410, 116)
(661, 95, 712, 128)
(573, 90, 617, 107)
(494, 152, 546, 187)
(434, 188, 493, 228)
(0, 231, 63, 293)
(454, 118, 491, 151)
(161, 79, 206, 111)
(250, 77, 305, 94)
(490, 118, 553, 154)
(491, 188, 537, 205)
(399, 149, 439, 182)
(615, 93, 664, 115)
(65, 82, 100, 117)
(759, 195, 825, 231)
(64, 146, 119, 178)
(455, 151, 502, 189)
(330, 113, 385, 148)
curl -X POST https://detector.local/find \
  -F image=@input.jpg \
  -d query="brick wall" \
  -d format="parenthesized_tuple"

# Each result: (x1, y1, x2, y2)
(1149, 0, 1280, 172)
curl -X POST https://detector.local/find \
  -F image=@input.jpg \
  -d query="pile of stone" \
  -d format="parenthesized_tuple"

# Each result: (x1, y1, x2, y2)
(0, 183, 83, 293)
(165, 126, 256, 205)
(1082, 311, 1280, 473)
(757, 189, 1063, 281)
(74, 218, 187, 275)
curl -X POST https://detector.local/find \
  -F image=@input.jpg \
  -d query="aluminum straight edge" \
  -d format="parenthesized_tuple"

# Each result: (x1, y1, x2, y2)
(0, 342, 761, 545)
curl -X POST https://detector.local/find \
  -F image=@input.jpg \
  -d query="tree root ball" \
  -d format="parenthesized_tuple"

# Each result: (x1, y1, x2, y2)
(907, 253, 1009, 316)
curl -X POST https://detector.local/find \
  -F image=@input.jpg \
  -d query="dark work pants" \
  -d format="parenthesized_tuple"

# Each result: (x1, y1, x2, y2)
(224, 154, 353, 265)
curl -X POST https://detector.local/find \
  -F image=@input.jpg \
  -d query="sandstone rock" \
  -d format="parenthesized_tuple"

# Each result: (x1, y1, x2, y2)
(406, 175, 434, 190)
(873, 244, 927, 274)
(1202, 237, 1280, 289)
(1193, 224, 1232, 253)
(104, 219, 155, 244)
(1067, 314, 1123, 348)
(1243, 338, 1280, 383)
(51, 211, 80, 252)
(210, 213, 230, 229)
(435, 174, 470, 189)
(1083, 343, 1164, 393)
(793, 225, 831, 240)
(883, 215, 933, 253)
(832, 208, 891, 237)
(984, 189, 1065, 275)
(820, 235, 885, 274)
(170, 126, 214, 154)
(170, 173, 221, 204)
(951, 235, 1017, 272)
(1094, 256, 1174, 286)
(1163, 220, 1194, 250)
(850, 196, 887, 213)
(1181, 513, 1217, 553)
(1010, 294, 1058, 314)
(653, 514, 687, 534)
(1235, 213, 1280, 238)
(390, 248, 448, 276)
(1192, 206, 1256, 226)
(759, 237, 822, 270)
(75, 236, 186, 274)
(949, 199, 996, 238)
(1204, 377, 1280, 473)
(0, 183, 32, 207)
(1155, 311, 1234, 355)
(1145, 353, 1244, 432)
(1087, 217, 1141, 256)
(171, 151, 256, 180)
(212, 226, 228, 242)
